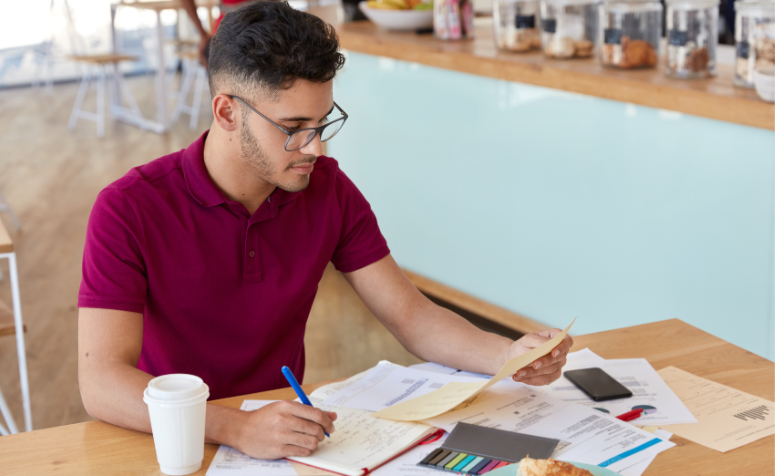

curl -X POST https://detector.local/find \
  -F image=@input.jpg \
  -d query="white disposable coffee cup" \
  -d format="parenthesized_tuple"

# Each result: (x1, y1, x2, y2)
(143, 374, 210, 475)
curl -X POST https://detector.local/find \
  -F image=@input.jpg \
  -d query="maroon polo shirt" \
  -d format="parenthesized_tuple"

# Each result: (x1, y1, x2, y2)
(78, 132, 390, 400)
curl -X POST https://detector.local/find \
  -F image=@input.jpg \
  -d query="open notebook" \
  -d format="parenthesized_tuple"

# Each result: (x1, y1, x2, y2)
(287, 404, 441, 476)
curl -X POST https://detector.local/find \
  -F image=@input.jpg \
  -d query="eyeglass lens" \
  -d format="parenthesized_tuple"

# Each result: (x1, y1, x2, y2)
(285, 119, 345, 151)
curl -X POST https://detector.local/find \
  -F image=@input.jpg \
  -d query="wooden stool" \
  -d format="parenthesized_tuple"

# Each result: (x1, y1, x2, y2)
(171, 51, 210, 131)
(67, 54, 145, 137)
(163, 39, 199, 89)
(0, 220, 31, 433)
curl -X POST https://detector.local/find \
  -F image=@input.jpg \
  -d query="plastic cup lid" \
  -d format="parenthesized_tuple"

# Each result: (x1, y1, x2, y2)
(146, 374, 207, 401)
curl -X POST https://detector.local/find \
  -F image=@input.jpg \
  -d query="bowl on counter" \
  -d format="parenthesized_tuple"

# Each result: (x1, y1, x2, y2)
(753, 70, 775, 103)
(358, 1, 434, 31)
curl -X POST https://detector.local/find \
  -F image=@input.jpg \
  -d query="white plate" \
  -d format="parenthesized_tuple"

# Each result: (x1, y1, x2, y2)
(486, 461, 621, 476)
(358, 2, 433, 31)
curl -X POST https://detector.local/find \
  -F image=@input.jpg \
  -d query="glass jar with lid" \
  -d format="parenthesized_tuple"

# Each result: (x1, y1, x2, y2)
(665, 0, 719, 78)
(734, 0, 775, 87)
(540, 0, 601, 59)
(493, 0, 542, 52)
(598, 0, 662, 68)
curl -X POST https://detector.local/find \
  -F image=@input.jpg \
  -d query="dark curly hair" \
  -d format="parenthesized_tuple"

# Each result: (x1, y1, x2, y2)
(208, 1, 345, 99)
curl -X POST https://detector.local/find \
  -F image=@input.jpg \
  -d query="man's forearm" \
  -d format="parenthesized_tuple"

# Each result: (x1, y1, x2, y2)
(80, 361, 155, 433)
(80, 362, 244, 445)
(343, 256, 514, 376)
(397, 299, 513, 376)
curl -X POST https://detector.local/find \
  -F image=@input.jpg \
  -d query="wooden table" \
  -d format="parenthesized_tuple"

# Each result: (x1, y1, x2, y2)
(0, 319, 772, 475)
(336, 21, 773, 130)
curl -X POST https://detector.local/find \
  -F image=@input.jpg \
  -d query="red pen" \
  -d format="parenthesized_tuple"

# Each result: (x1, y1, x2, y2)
(616, 408, 644, 422)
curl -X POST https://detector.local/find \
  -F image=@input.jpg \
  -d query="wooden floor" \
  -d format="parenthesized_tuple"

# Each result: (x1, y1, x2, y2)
(0, 76, 421, 431)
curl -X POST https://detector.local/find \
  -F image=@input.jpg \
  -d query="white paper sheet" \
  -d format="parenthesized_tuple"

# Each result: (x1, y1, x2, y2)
(408, 362, 491, 380)
(532, 351, 697, 426)
(320, 362, 485, 412)
(206, 401, 297, 476)
(615, 430, 672, 476)
(310, 369, 372, 400)
(564, 348, 606, 365)
(421, 384, 675, 474)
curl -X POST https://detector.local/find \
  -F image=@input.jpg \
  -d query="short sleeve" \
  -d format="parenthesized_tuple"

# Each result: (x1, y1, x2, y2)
(78, 188, 148, 313)
(331, 170, 390, 273)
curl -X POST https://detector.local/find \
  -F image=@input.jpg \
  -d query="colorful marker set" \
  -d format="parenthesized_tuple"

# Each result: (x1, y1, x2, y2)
(416, 423, 560, 475)
(418, 448, 514, 474)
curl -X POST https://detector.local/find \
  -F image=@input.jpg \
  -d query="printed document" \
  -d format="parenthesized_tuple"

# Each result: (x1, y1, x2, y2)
(320, 361, 485, 411)
(657, 366, 775, 452)
(421, 384, 675, 474)
(534, 351, 697, 425)
(409, 362, 491, 380)
(371, 319, 575, 421)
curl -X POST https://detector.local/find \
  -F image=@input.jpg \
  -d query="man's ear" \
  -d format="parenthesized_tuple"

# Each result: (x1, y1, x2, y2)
(212, 94, 239, 132)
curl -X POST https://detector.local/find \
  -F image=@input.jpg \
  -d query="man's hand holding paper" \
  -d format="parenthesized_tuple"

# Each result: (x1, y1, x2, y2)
(509, 328, 574, 386)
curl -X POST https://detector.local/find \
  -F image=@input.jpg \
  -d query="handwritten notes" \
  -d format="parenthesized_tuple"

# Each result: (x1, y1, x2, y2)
(287, 404, 437, 476)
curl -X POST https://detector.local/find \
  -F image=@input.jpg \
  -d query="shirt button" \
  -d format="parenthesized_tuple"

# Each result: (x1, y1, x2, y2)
(249, 250, 255, 258)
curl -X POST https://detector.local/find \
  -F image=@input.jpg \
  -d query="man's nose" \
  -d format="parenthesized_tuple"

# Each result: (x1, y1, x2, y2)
(300, 132, 323, 157)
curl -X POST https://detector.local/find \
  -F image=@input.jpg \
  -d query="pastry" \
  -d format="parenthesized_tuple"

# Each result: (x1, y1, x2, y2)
(517, 456, 594, 476)
(624, 38, 656, 67)
(601, 36, 657, 68)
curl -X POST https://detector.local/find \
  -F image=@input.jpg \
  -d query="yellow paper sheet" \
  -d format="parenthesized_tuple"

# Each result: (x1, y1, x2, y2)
(371, 318, 575, 421)
(657, 366, 775, 452)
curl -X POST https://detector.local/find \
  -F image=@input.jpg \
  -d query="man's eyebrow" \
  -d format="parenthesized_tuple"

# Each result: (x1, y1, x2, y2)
(278, 105, 335, 122)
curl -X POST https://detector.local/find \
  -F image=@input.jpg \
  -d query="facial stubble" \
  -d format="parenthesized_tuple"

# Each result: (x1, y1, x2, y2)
(239, 110, 316, 193)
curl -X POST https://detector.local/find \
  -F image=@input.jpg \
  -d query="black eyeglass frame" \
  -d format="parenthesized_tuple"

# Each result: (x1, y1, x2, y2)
(226, 94, 348, 152)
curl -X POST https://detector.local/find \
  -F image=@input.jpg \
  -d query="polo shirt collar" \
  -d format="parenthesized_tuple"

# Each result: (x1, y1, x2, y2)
(183, 131, 227, 208)
(183, 131, 303, 213)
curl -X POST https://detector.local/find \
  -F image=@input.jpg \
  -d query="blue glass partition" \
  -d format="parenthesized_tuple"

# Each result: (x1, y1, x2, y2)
(329, 51, 775, 360)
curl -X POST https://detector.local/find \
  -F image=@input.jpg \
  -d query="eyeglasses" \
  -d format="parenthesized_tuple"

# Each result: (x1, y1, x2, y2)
(227, 95, 348, 152)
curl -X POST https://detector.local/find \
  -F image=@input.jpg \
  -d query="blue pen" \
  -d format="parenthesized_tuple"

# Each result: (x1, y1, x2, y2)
(281, 366, 330, 437)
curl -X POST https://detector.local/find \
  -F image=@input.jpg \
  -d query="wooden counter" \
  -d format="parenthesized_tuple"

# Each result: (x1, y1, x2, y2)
(336, 21, 774, 130)
(0, 319, 772, 475)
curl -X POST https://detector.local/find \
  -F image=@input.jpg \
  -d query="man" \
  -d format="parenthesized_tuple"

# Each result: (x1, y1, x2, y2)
(78, 2, 573, 460)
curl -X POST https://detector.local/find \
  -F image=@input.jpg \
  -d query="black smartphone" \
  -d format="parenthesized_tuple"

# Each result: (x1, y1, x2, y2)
(563, 368, 633, 401)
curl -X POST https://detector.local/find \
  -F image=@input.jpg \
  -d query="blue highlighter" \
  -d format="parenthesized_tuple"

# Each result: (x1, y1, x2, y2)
(281, 365, 330, 437)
